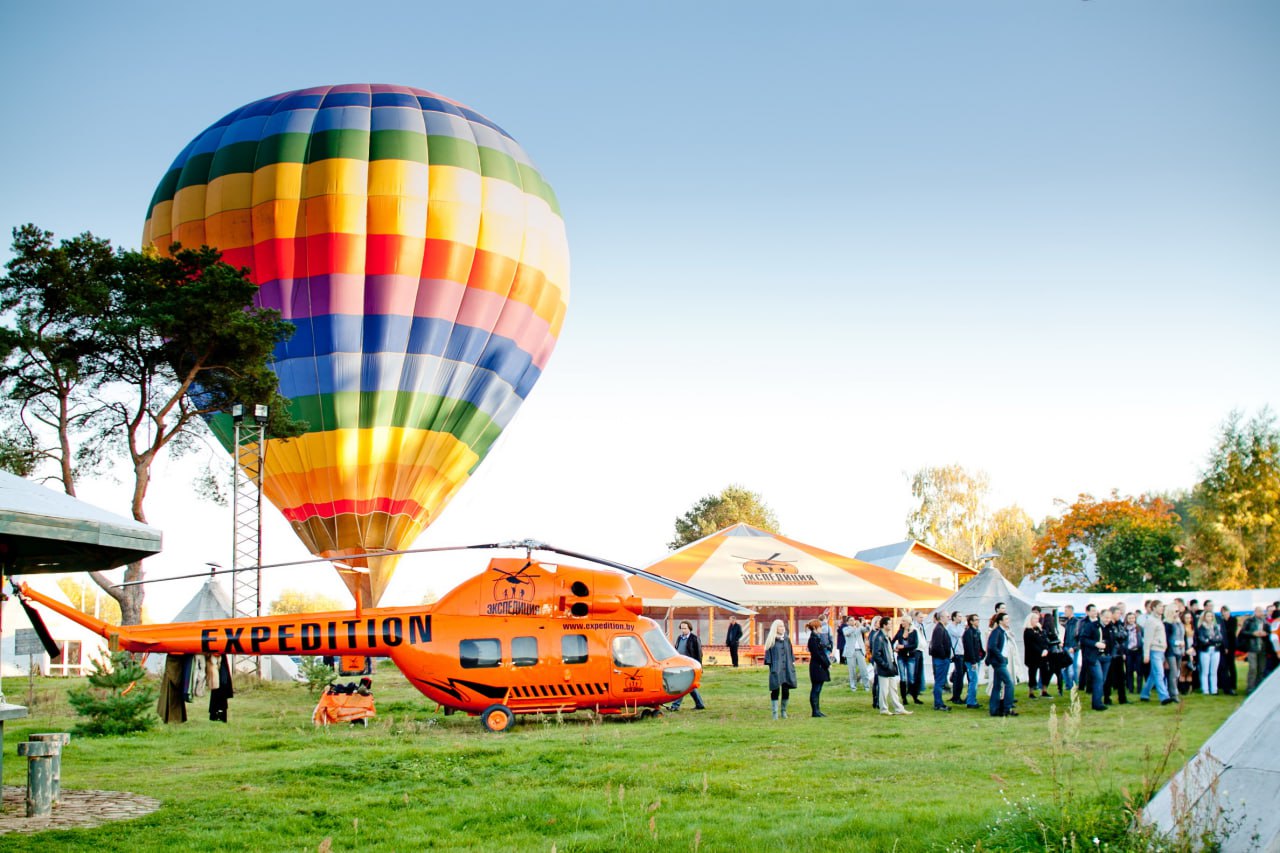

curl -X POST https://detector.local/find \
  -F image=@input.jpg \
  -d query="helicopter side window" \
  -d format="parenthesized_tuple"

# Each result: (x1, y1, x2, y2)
(511, 636, 538, 667)
(642, 628, 679, 662)
(611, 635, 648, 668)
(460, 638, 502, 669)
(561, 634, 588, 665)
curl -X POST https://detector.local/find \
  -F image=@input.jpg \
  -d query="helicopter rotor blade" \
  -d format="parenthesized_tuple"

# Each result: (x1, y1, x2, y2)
(114, 542, 511, 587)
(528, 543, 755, 616)
(18, 593, 62, 658)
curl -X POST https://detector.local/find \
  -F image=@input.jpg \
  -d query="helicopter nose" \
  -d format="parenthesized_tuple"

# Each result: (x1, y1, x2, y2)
(663, 666, 695, 695)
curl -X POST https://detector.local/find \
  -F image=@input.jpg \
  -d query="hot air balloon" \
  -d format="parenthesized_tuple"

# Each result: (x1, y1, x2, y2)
(141, 84, 569, 605)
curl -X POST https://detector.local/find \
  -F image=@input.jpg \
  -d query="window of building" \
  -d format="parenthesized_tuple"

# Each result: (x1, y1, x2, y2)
(561, 634, 588, 665)
(459, 638, 501, 669)
(511, 636, 538, 667)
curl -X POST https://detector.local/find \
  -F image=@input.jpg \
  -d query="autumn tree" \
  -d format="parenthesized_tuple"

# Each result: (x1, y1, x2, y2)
(0, 226, 304, 624)
(268, 589, 345, 615)
(669, 485, 780, 549)
(56, 576, 123, 625)
(987, 505, 1037, 585)
(1181, 409, 1280, 589)
(1031, 491, 1186, 592)
(905, 464, 991, 564)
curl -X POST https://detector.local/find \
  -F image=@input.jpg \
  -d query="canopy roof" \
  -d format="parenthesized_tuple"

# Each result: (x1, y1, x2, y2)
(0, 472, 162, 574)
(631, 524, 951, 609)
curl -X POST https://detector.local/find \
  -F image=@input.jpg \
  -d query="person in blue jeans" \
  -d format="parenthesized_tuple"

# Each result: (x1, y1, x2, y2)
(928, 611, 953, 711)
(962, 614, 985, 708)
(1140, 601, 1174, 704)
(1077, 604, 1109, 712)
(986, 612, 1017, 717)
(893, 617, 921, 705)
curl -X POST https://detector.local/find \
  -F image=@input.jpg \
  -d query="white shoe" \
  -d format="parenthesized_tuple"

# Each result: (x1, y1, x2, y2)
(880, 710, 893, 715)
(896, 710, 913, 715)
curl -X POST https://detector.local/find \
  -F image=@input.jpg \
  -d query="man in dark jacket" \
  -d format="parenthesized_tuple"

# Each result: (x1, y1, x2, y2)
(725, 616, 744, 668)
(928, 612, 953, 711)
(1103, 607, 1129, 705)
(668, 621, 706, 711)
(1218, 605, 1238, 695)
(1239, 606, 1269, 694)
(1061, 605, 1080, 691)
(1078, 604, 1108, 712)
(985, 612, 1016, 717)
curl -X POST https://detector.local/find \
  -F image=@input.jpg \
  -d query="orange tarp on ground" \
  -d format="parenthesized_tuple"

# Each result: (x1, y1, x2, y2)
(312, 693, 376, 725)
(631, 523, 951, 609)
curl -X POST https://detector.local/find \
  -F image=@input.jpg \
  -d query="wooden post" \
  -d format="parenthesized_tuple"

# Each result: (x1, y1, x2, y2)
(788, 607, 795, 643)
(17, 740, 59, 817)
(30, 732, 70, 805)
(707, 607, 715, 644)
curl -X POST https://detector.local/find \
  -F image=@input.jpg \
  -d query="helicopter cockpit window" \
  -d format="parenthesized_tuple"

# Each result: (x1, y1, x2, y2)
(561, 634, 588, 665)
(611, 635, 648, 668)
(642, 628, 679, 662)
(511, 636, 538, 667)
(460, 638, 502, 669)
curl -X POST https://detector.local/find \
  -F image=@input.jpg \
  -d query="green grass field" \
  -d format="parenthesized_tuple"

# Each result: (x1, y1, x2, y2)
(0, 662, 1244, 852)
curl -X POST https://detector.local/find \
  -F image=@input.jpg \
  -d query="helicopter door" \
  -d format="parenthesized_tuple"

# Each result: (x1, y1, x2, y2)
(609, 634, 650, 701)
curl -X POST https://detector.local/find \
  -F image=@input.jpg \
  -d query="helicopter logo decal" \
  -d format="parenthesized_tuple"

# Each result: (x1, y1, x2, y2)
(735, 553, 817, 586)
(485, 562, 548, 615)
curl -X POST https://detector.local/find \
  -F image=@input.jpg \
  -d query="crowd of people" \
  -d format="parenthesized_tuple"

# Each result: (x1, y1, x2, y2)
(706, 599, 1280, 719)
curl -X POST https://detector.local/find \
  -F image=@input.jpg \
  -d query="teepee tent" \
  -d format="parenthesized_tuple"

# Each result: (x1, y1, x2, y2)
(1143, 665, 1280, 851)
(934, 564, 1044, 683)
(146, 579, 297, 682)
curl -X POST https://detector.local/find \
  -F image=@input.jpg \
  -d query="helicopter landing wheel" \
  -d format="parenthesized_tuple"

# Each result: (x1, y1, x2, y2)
(480, 703, 515, 733)
(638, 708, 657, 720)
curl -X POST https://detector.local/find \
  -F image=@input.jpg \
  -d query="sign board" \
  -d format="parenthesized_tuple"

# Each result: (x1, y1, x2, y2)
(14, 628, 46, 656)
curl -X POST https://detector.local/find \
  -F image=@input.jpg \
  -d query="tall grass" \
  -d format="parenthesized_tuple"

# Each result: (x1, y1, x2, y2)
(1, 662, 1243, 852)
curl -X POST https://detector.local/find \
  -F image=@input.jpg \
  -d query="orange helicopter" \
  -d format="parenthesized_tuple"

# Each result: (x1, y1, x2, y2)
(13, 540, 750, 732)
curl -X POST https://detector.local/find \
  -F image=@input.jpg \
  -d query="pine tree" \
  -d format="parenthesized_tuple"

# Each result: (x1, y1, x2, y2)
(67, 650, 157, 736)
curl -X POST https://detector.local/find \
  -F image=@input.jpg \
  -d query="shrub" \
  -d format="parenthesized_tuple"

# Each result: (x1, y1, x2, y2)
(67, 650, 156, 736)
(297, 657, 337, 694)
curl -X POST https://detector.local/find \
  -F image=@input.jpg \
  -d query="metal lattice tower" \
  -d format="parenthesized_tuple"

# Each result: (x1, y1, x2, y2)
(231, 406, 267, 677)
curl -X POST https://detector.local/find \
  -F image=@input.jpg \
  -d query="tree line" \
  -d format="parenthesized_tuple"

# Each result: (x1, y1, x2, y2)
(671, 409, 1279, 593)
(906, 409, 1279, 592)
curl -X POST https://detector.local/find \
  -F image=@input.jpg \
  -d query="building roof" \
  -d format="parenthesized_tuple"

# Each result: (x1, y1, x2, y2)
(631, 524, 951, 609)
(0, 472, 162, 574)
(854, 539, 977, 575)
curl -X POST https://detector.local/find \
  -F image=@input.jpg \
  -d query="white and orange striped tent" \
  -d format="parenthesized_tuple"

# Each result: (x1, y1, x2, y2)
(631, 524, 951, 610)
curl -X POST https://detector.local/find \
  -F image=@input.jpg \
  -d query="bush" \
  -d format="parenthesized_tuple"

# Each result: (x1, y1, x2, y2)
(297, 657, 337, 694)
(67, 650, 156, 736)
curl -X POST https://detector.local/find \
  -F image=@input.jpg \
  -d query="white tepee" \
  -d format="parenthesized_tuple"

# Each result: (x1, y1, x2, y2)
(934, 565, 1045, 684)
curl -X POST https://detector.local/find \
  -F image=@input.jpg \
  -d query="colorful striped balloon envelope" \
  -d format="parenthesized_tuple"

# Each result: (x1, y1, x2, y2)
(142, 84, 569, 605)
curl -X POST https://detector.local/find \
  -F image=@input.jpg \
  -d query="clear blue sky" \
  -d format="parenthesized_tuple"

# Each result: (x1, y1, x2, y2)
(2, 2, 1277, 613)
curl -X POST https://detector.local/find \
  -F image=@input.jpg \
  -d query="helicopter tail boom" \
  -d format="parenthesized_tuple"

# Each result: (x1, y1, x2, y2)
(16, 582, 433, 658)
